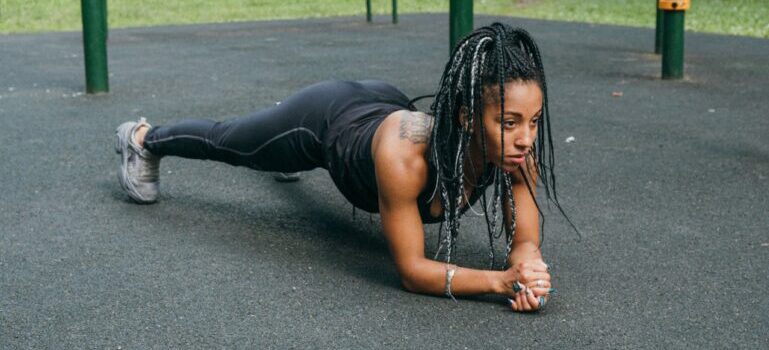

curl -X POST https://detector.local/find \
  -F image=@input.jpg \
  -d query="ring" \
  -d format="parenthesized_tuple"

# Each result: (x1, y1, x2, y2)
(512, 281, 522, 293)
(536, 280, 544, 288)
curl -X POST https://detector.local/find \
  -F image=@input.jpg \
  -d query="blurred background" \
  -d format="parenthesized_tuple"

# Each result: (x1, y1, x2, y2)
(1, 0, 767, 38)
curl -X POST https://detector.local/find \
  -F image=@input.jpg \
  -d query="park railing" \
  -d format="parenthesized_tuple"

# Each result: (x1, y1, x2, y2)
(79, 0, 477, 94)
(80, 0, 692, 93)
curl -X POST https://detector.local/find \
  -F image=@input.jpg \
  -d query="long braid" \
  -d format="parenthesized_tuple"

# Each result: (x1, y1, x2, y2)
(495, 26, 508, 269)
(515, 28, 582, 239)
(503, 172, 517, 269)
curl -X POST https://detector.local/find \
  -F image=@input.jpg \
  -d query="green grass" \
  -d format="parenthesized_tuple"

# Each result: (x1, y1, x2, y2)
(485, 0, 769, 38)
(1, 0, 767, 38)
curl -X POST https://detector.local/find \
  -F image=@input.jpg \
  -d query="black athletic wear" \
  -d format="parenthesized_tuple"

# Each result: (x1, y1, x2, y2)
(143, 80, 448, 223)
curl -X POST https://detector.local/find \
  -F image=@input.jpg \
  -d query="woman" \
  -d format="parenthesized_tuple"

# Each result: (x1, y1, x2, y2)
(115, 23, 561, 312)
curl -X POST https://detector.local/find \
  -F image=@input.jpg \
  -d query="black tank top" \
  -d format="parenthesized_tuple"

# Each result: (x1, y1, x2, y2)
(320, 81, 437, 223)
(322, 80, 486, 224)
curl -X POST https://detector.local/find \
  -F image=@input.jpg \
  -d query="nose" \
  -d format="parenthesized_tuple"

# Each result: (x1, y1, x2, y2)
(513, 126, 534, 152)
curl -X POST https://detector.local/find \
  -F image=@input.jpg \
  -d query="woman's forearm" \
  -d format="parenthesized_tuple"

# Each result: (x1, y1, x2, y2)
(399, 257, 510, 297)
(508, 240, 542, 266)
(397, 242, 545, 299)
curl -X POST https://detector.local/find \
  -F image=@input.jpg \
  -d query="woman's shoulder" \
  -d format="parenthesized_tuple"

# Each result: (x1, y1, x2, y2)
(396, 111, 433, 145)
(373, 110, 433, 159)
(371, 110, 434, 196)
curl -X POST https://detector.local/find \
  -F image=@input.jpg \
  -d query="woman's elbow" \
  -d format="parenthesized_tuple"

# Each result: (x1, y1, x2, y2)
(400, 276, 420, 293)
(397, 262, 429, 294)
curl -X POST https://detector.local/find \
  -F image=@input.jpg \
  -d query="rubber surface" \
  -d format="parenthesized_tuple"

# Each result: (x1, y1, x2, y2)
(1, 14, 767, 349)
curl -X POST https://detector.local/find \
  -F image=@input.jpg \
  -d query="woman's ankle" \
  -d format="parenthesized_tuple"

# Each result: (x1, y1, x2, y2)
(134, 125, 149, 148)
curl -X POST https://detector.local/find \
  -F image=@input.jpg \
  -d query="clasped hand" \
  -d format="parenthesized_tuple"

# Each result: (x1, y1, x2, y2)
(504, 259, 553, 312)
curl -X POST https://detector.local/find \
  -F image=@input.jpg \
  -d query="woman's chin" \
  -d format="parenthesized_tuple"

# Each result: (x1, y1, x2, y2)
(500, 163, 521, 173)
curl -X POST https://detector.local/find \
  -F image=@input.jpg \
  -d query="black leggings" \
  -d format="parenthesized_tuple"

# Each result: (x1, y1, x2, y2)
(143, 83, 333, 173)
(144, 80, 411, 174)
(143, 80, 422, 214)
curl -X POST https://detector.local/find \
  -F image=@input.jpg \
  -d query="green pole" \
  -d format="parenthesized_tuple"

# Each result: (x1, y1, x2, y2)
(661, 10, 685, 79)
(449, 0, 473, 55)
(81, 0, 109, 93)
(366, 0, 372, 22)
(655, 7, 664, 54)
(392, 0, 398, 24)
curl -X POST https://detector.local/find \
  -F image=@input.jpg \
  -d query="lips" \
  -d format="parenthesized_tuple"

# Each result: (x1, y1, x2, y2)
(508, 154, 526, 165)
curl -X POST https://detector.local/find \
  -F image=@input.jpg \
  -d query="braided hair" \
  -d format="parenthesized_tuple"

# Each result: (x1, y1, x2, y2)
(426, 23, 573, 268)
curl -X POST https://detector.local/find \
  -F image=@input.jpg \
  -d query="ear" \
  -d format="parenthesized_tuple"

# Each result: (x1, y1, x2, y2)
(457, 106, 473, 134)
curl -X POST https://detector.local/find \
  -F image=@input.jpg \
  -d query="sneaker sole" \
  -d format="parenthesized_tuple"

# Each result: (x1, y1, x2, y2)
(273, 172, 301, 182)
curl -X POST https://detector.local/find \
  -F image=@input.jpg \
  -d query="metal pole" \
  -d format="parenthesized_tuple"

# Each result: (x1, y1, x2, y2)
(366, 0, 372, 23)
(661, 10, 685, 79)
(81, 0, 109, 93)
(392, 0, 398, 24)
(655, 6, 664, 54)
(449, 0, 473, 55)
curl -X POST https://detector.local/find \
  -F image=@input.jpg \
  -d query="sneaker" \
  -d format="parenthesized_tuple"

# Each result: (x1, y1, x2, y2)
(115, 117, 160, 203)
(273, 172, 300, 182)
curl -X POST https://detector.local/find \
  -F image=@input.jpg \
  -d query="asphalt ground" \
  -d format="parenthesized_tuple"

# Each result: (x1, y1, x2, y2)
(1, 14, 768, 349)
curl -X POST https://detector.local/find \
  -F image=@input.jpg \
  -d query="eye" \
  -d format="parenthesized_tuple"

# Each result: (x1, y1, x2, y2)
(531, 118, 540, 125)
(503, 119, 516, 128)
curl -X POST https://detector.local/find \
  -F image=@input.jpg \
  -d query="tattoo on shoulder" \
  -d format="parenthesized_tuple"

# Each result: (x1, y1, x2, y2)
(398, 112, 434, 144)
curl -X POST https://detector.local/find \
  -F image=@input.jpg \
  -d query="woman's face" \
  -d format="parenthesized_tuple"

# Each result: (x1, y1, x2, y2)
(472, 80, 543, 173)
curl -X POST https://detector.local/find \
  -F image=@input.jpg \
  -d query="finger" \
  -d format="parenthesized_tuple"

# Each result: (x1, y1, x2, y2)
(539, 295, 549, 309)
(526, 278, 553, 297)
(525, 279, 552, 290)
(529, 287, 551, 297)
(508, 298, 517, 311)
(513, 293, 524, 312)
(531, 261, 549, 272)
(517, 261, 548, 273)
(518, 290, 532, 310)
(526, 288, 540, 309)
(512, 281, 524, 293)
(530, 290, 550, 310)
(518, 271, 551, 285)
(533, 287, 557, 297)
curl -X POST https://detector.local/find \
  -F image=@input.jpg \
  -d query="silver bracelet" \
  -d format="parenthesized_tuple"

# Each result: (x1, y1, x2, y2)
(444, 266, 457, 302)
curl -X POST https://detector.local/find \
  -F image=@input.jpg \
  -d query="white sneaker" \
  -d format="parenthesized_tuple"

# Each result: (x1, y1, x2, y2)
(115, 117, 160, 203)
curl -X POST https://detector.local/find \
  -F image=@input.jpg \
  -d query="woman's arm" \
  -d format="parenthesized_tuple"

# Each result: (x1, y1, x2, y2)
(372, 111, 518, 299)
(506, 157, 543, 264)
(504, 157, 553, 311)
